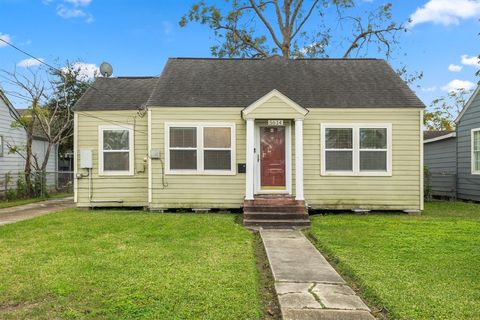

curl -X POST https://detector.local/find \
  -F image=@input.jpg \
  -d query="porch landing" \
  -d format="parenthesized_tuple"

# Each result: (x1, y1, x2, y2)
(243, 195, 310, 228)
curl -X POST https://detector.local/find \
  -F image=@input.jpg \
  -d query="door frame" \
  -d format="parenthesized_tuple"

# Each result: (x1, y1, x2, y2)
(254, 120, 292, 195)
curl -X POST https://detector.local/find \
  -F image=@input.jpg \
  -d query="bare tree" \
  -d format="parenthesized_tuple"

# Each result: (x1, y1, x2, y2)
(1, 68, 44, 195)
(1, 63, 89, 196)
(180, 0, 406, 59)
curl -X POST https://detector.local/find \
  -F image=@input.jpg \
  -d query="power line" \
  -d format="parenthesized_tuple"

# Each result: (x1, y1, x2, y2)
(0, 37, 113, 98)
(0, 38, 62, 73)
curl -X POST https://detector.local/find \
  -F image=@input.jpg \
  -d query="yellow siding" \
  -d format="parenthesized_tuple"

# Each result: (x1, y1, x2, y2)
(303, 108, 422, 210)
(75, 107, 421, 211)
(245, 96, 305, 119)
(150, 107, 246, 208)
(75, 111, 148, 207)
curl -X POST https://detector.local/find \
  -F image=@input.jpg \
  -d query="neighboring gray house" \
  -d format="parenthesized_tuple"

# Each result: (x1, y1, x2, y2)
(456, 86, 480, 201)
(424, 86, 480, 201)
(0, 90, 57, 195)
(424, 131, 457, 198)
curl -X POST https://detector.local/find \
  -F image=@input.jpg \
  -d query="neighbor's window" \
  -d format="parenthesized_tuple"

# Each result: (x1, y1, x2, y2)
(322, 124, 391, 176)
(0, 135, 3, 157)
(99, 126, 133, 175)
(167, 124, 235, 174)
(472, 129, 480, 174)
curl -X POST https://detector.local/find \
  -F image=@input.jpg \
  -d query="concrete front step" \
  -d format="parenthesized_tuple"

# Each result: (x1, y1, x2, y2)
(243, 219, 310, 228)
(243, 212, 309, 220)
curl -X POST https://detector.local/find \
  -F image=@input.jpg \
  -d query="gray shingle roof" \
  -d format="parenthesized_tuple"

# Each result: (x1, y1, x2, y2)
(424, 130, 455, 140)
(147, 57, 425, 108)
(73, 77, 158, 111)
(73, 58, 425, 111)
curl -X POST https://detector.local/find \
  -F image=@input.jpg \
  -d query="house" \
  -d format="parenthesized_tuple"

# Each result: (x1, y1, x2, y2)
(0, 90, 57, 196)
(424, 86, 480, 201)
(73, 57, 425, 226)
(423, 131, 457, 198)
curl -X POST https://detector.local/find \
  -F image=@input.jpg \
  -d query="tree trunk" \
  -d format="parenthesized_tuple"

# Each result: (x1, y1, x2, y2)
(24, 130, 34, 197)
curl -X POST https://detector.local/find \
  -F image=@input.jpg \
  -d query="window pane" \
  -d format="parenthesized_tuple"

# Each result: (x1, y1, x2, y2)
(204, 127, 231, 148)
(104, 152, 129, 171)
(103, 130, 129, 150)
(360, 128, 387, 149)
(170, 127, 196, 148)
(326, 151, 352, 171)
(204, 150, 231, 170)
(170, 150, 197, 170)
(325, 128, 352, 149)
(475, 151, 480, 172)
(360, 151, 387, 171)
(474, 131, 480, 151)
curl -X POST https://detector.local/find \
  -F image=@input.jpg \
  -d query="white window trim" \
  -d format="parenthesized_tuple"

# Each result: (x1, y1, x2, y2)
(471, 128, 480, 175)
(320, 123, 392, 177)
(98, 125, 134, 176)
(165, 122, 236, 175)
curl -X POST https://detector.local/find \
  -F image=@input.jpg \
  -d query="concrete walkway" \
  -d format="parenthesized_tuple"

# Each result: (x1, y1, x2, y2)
(0, 197, 74, 226)
(261, 229, 375, 320)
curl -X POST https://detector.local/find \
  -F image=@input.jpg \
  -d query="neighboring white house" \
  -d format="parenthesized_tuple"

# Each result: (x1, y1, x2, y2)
(0, 90, 57, 194)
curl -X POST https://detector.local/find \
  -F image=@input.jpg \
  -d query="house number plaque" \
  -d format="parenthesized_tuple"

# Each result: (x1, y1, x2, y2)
(267, 120, 284, 126)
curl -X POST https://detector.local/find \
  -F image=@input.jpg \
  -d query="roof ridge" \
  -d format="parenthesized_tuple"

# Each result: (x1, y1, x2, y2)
(169, 57, 379, 61)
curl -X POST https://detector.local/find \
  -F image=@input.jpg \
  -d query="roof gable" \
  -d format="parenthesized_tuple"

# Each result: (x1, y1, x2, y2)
(242, 89, 308, 119)
(455, 85, 480, 123)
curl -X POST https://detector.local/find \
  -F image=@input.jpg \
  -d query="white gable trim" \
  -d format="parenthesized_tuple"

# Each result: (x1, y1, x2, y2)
(0, 90, 20, 119)
(242, 89, 309, 119)
(424, 132, 456, 144)
(455, 85, 480, 124)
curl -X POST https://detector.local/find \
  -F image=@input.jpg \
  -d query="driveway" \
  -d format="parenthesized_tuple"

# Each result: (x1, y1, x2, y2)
(0, 197, 74, 226)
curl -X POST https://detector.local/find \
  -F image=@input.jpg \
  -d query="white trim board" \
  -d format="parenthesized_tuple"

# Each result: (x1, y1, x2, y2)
(320, 123, 393, 177)
(242, 89, 309, 119)
(254, 121, 292, 195)
(424, 132, 456, 144)
(98, 125, 135, 176)
(164, 122, 236, 176)
(455, 86, 480, 124)
(471, 128, 480, 175)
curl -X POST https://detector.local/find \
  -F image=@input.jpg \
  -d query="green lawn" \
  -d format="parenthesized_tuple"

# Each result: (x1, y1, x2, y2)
(0, 210, 262, 319)
(308, 201, 480, 320)
(0, 193, 72, 209)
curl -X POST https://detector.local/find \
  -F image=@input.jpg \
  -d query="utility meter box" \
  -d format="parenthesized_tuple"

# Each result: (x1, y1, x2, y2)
(150, 148, 160, 159)
(80, 149, 93, 169)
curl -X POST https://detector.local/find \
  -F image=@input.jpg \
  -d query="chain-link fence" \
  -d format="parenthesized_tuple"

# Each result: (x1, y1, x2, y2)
(0, 171, 73, 200)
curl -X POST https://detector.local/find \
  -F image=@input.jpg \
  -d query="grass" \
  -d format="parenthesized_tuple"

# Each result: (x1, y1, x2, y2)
(308, 201, 480, 320)
(0, 193, 71, 209)
(0, 210, 262, 319)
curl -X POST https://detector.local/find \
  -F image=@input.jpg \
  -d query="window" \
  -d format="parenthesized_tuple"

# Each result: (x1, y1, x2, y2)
(99, 125, 134, 175)
(166, 123, 235, 174)
(0, 135, 3, 157)
(321, 124, 391, 176)
(472, 128, 480, 174)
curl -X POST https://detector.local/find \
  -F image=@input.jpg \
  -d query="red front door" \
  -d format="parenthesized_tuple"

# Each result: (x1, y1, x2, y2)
(260, 126, 286, 189)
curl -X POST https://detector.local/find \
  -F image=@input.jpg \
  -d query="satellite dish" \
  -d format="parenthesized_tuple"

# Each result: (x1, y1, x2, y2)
(99, 62, 113, 77)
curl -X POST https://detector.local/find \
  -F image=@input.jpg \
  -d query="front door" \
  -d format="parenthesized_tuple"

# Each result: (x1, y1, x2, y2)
(260, 126, 286, 190)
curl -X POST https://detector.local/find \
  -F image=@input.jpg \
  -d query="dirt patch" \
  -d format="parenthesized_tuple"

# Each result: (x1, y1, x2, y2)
(253, 232, 281, 320)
